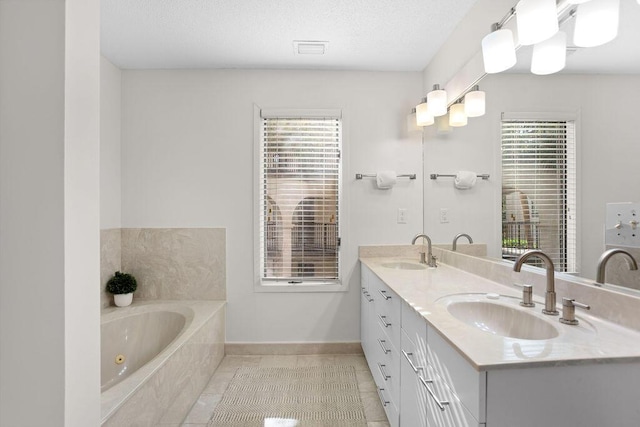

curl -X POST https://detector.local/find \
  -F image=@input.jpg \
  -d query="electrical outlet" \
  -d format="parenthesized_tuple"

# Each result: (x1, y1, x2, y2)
(397, 208, 408, 224)
(440, 208, 449, 223)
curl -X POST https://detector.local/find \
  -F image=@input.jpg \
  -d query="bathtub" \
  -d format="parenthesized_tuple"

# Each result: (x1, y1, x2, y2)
(101, 300, 225, 426)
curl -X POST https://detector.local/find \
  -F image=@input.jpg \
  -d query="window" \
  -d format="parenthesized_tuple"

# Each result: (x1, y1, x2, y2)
(501, 117, 577, 273)
(256, 110, 342, 288)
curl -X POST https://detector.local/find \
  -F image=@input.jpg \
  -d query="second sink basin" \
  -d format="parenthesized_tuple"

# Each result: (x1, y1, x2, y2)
(380, 261, 427, 270)
(442, 296, 559, 340)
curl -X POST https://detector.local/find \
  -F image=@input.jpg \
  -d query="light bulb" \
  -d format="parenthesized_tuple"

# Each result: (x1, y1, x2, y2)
(449, 102, 467, 127)
(464, 86, 486, 118)
(427, 84, 448, 117)
(416, 100, 434, 127)
(481, 27, 517, 73)
(574, 0, 620, 47)
(436, 114, 451, 134)
(531, 31, 567, 75)
(516, 0, 559, 46)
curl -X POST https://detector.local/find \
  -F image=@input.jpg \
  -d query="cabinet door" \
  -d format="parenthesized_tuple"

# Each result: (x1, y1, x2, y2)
(400, 330, 427, 427)
(423, 365, 481, 427)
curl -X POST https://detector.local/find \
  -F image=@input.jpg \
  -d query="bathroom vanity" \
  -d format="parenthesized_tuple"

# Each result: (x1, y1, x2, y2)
(360, 246, 640, 427)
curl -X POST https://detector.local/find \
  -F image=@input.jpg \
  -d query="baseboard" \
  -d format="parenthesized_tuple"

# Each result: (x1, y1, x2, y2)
(225, 342, 363, 356)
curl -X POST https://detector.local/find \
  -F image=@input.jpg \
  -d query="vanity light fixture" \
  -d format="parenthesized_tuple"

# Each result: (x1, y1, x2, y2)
(449, 100, 468, 127)
(427, 84, 448, 117)
(516, 0, 559, 46)
(481, 24, 517, 73)
(464, 85, 486, 118)
(573, 0, 620, 47)
(531, 31, 567, 75)
(416, 98, 435, 126)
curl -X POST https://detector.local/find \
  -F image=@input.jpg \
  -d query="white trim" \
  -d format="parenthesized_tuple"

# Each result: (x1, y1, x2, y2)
(260, 108, 342, 119)
(253, 106, 346, 293)
(501, 111, 578, 122)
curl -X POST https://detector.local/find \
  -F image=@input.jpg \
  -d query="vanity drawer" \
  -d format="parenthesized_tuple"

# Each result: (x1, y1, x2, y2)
(401, 300, 427, 363)
(372, 277, 401, 350)
(376, 385, 399, 427)
(426, 324, 486, 423)
(372, 322, 401, 407)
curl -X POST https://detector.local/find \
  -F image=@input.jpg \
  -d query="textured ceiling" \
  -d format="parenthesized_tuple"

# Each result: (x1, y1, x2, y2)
(101, 0, 479, 71)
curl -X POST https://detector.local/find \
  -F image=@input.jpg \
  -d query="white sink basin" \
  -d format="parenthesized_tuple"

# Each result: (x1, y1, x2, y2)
(441, 296, 560, 340)
(380, 261, 427, 270)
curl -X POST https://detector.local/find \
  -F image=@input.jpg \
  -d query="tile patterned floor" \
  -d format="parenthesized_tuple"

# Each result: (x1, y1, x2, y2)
(181, 354, 390, 427)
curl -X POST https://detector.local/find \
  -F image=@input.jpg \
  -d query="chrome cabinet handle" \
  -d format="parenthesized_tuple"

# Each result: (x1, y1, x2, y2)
(377, 387, 389, 407)
(402, 350, 423, 374)
(378, 289, 391, 300)
(363, 291, 374, 302)
(377, 363, 391, 380)
(378, 339, 391, 354)
(378, 315, 391, 328)
(418, 375, 449, 411)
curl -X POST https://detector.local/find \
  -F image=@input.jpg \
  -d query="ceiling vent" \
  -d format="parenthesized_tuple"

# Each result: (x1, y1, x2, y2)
(293, 40, 329, 55)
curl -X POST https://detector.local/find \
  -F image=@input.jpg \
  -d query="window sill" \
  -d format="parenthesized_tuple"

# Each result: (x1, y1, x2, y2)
(254, 280, 346, 293)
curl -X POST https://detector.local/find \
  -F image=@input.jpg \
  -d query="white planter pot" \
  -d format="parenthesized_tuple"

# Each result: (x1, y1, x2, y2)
(114, 293, 133, 307)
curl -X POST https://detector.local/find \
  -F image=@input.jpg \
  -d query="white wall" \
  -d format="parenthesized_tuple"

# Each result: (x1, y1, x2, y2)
(121, 69, 423, 342)
(100, 56, 122, 229)
(422, 72, 640, 280)
(0, 0, 100, 425)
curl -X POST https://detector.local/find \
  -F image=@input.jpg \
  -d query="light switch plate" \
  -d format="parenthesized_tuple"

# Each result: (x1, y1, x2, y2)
(605, 202, 640, 248)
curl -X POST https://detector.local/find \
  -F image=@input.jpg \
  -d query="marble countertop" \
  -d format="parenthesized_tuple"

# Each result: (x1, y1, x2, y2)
(360, 256, 640, 371)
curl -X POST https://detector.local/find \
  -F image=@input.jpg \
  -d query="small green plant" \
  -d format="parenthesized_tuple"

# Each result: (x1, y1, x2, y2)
(106, 271, 138, 295)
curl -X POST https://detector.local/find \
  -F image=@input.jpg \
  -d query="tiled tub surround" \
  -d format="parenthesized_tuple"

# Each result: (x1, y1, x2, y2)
(100, 228, 122, 308)
(121, 228, 226, 301)
(101, 300, 225, 426)
(360, 245, 640, 368)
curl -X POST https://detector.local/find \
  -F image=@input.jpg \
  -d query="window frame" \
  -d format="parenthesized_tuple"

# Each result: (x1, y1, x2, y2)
(253, 105, 346, 293)
(498, 111, 580, 274)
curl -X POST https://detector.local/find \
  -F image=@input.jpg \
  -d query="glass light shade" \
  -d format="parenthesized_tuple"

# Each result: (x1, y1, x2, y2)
(449, 103, 467, 127)
(464, 88, 485, 117)
(531, 31, 567, 75)
(516, 0, 559, 46)
(574, 0, 620, 47)
(407, 109, 421, 133)
(436, 114, 451, 134)
(567, 0, 592, 3)
(416, 100, 434, 126)
(427, 86, 448, 117)
(482, 29, 517, 73)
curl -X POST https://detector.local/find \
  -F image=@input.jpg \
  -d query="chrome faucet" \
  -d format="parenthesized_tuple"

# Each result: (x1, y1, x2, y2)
(452, 233, 473, 251)
(595, 248, 638, 286)
(513, 250, 559, 315)
(412, 233, 437, 267)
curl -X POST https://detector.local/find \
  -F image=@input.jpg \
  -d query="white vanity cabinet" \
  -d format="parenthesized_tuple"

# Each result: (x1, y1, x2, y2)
(362, 260, 640, 427)
(361, 264, 400, 427)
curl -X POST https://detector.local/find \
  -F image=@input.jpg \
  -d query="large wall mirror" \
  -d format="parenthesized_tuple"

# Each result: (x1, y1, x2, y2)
(424, 0, 640, 293)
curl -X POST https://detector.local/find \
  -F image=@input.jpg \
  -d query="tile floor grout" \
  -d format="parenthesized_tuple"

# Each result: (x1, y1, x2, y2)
(180, 354, 390, 427)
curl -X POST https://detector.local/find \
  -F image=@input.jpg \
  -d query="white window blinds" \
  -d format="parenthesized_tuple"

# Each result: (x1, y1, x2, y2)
(501, 120, 577, 273)
(259, 116, 341, 283)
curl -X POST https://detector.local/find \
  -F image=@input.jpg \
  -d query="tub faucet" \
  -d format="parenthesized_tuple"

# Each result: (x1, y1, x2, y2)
(595, 248, 638, 286)
(513, 250, 558, 315)
(452, 233, 473, 251)
(412, 233, 436, 267)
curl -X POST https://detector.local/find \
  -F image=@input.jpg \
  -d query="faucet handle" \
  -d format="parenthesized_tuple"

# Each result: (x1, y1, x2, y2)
(559, 297, 591, 326)
(429, 255, 438, 268)
(513, 283, 535, 307)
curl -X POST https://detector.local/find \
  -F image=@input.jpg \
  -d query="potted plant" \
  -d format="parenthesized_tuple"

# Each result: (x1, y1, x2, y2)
(106, 271, 138, 307)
